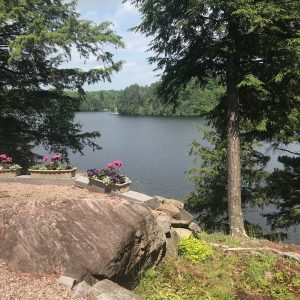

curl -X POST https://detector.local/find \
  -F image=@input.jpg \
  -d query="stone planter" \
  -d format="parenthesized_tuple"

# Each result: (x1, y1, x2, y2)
(0, 168, 22, 177)
(28, 168, 77, 179)
(89, 177, 131, 193)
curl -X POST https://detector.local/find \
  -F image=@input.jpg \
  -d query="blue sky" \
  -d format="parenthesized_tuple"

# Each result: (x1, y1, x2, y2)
(67, 0, 159, 90)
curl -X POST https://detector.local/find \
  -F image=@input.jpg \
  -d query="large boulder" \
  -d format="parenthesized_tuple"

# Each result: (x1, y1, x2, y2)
(0, 197, 165, 281)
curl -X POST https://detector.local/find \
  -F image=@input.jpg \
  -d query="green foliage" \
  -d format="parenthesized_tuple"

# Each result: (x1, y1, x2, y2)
(128, 0, 300, 142)
(117, 78, 223, 116)
(135, 242, 300, 300)
(244, 254, 276, 290)
(0, 0, 124, 167)
(128, 0, 300, 143)
(199, 232, 240, 248)
(242, 254, 296, 299)
(72, 90, 121, 112)
(30, 163, 70, 170)
(129, 0, 300, 236)
(178, 237, 213, 263)
(56, 164, 68, 171)
(135, 260, 217, 300)
(292, 275, 300, 287)
(30, 165, 47, 170)
(186, 127, 269, 233)
(75, 78, 223, 116)
(264, 154, 300, 229)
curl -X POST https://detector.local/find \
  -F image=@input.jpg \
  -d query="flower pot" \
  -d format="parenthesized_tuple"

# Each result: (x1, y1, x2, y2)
(28, 168, 77, 179)
(0, 168, 22, 177)
(89, 177, 131, 193)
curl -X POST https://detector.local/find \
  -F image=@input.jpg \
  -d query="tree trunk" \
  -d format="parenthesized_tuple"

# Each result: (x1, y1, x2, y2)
(226, 57, 247, 237)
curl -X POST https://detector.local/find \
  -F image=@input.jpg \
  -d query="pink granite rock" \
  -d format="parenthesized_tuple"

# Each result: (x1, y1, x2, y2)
(0, 197, 165, 281)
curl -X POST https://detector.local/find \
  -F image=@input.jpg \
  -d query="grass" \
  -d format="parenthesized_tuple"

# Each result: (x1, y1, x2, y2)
(134, 234, 300, 300)
(198, 232, 241, 247)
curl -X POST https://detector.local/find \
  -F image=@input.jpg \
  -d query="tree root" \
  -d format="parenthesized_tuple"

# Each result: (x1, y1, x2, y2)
(209, 243, 300, 262)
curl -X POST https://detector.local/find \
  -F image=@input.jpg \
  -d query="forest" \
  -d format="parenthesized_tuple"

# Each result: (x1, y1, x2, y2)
(77, 78, 224, 116)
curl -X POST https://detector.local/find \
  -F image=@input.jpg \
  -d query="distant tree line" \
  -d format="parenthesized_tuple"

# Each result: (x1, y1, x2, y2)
(66, 90, 121, 112)
(76, 78, 224, 116)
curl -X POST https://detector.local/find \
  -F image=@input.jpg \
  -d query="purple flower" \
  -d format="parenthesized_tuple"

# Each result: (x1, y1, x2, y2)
(87, 168, 99, 178)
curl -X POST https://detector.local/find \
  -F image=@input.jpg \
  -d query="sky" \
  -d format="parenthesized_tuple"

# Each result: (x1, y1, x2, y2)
(67, 0, 159, 91)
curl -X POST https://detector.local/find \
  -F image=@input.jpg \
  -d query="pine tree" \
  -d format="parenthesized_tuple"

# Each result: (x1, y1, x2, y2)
(0, 0, 124, 166)
(128, 0, 300, 236)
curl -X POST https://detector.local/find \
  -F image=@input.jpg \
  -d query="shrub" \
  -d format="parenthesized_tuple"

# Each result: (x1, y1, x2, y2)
(178, 237, 213, 263)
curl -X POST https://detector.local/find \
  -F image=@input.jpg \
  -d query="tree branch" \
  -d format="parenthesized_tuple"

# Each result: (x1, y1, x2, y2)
(276, 147, 300, 156)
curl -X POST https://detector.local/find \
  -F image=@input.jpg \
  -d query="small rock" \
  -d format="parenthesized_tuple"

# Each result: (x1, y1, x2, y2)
(73, 281, 91, 299)
(56, 275, 77, 289)
(155, 196, 184, 209)
(173, 228, 193, 240)
(156, 203, 181, 219)
(188, 222, 202, 235)
(89, 279, 142, 300)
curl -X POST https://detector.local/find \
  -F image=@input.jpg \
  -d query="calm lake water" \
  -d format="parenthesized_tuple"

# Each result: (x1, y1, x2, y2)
(66, 112, 299, 243)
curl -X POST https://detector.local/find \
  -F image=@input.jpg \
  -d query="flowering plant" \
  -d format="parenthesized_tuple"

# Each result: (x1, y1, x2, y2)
(87, 160, 130, 186)
(30, 154, 72, 170)
(0, 154, 21, 170)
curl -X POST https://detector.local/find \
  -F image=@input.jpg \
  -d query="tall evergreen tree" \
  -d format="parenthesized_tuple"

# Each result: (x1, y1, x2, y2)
(0, 0, 124, 166)
(128, 0, 300, 236)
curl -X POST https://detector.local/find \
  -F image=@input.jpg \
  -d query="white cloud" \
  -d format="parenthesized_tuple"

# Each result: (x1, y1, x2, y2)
(84, 60, 159, 90)
(61, 0, 160, 90)
(76, 0, 122, 11)
(112, 2, 139, 29)
(125, 32, 150, 53)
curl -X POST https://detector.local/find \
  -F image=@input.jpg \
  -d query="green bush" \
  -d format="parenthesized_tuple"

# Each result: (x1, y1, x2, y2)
(178, 237, 213, 263)
(30, 165, 47, 170)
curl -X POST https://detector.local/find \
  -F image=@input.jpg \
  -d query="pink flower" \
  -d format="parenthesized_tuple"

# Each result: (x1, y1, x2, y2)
(0, 154, 7, 159)
(5, 157, 12, 163)
(106, 162, 116, 169)
(42, 156, 49, 162)
(114, 160, 123, 166)
(52, 154, 62, 160)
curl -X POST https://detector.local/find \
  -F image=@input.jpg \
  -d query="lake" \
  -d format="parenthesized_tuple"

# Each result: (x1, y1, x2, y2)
(66, 112, 299, 243)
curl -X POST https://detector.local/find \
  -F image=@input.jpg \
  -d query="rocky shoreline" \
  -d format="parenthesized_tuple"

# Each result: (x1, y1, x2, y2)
(1, 183, 300, 300)
(0, 183, 200, 299)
